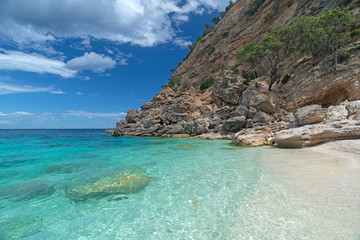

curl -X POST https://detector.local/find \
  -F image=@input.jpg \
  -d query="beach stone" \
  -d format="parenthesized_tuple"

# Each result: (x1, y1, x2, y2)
(293, 105, 326, 126)
(325, 105, 348, 121)
(223, 116, 246, 132)
(67, 167, 151, 201)
(233, 133, 266, 147)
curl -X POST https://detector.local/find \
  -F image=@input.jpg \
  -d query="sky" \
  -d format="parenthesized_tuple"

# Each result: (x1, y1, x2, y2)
(0, 0, 230, 129)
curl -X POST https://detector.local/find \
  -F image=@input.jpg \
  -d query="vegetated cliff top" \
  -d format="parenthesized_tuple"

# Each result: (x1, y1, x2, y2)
(170, 0, 360, 110)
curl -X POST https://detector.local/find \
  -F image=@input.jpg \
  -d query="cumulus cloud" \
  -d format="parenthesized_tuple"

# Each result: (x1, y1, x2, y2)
(0, 50, 76, 78)
(64, 110, 126, 118)
(0, 81, 62, 95)
(0, 0, 230, 47)
(65, 52, 116, 72)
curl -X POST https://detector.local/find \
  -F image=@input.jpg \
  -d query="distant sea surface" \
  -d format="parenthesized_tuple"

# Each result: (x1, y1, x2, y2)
(0, 129, 359, 239)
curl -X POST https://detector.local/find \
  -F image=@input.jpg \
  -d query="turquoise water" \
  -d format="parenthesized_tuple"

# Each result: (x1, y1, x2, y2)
(0, 130, 359, 239)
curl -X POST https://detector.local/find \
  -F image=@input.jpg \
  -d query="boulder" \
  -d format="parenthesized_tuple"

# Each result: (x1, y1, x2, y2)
(215, 106, 234, 120)
(111, 128, 123, 136)
(293, 105, 326, 126)
(126, 109, 140, 123)
(184, 121, 195, 134)
(230, 105, 248, 118)
(223, 116, 246, 132)
(253, 95, 277, 114)
(272, 120, 360, 148)
(193, 118, 210, 135)
(67, 167, 151, 201)
(344, 100, 360, 116)
(245, 119, 253, 128)
(214, 124, 224, 133)
(209, 117, 222, 129)
(252, 111, 273, 123)
(166, 123, 185, 135)
(213, 81, 246, 105)
(325, 105, 348, 121)
(232, 133, 267, 147)
(163, 113, 188, 124)
(247, 107, 257, 118)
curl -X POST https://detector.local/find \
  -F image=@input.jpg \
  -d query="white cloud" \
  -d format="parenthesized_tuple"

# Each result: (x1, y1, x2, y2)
(65, 52, 116, 72)
(0, 50, 76, 78)
(64, 110, 126, 118)
(0, 81, 56, 95)
(76, 92, 83, 95)
(50, 90, 66, 94)
(0, 0, 230, 47)
(0, 111, 34, 117)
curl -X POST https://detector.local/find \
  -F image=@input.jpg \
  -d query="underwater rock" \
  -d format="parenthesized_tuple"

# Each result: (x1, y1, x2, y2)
(169, 144, 197, 150)
(67, 167, 151, 201)
(0, 180, 55, 202)
(43, 162, 85, 174)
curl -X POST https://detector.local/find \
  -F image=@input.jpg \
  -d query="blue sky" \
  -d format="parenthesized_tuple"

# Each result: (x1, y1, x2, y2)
(0, 0, 230, 129)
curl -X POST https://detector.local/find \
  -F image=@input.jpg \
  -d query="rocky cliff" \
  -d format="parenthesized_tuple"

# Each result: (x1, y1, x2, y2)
(112, 0, 360, 141)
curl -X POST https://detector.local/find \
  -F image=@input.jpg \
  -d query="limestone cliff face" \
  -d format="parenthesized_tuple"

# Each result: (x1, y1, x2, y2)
(113, 0, 360, 137)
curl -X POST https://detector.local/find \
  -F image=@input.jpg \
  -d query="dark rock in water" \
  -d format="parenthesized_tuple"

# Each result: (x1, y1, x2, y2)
(67, 167, 151, 201)
(43, 162, 84, 174)
(0, 180, 56, 202)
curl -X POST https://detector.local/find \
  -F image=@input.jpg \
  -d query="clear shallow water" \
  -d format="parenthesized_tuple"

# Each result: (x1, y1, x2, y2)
(0, 130, 359, 240)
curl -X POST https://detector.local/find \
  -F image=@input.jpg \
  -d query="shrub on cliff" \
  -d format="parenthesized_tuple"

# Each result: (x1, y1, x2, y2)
(293, 7, 354, 72)
(237, 26, 295, 91)
(162, 75, 181, 90)
(200, 77, 215, 92)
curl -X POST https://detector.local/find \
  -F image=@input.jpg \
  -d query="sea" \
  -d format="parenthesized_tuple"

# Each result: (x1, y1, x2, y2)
(0, 129, 359, 240)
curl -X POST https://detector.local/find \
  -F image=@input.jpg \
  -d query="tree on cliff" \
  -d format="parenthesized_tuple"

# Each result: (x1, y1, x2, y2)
(293, 7, 354, 72)
(237, 26, 294, 91)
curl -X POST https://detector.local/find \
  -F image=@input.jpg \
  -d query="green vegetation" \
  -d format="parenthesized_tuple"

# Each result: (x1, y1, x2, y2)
(200, 77, 215, 91)
(238, 26, 295, 91)
(238, 7, 355, 91)
(161, 75, 182, 90)
(212, 17, 220, 25)
(243, 79, 251, 85)
(245, 0, 265, 16)
(337, 49, 351, 63)
(294, 7, 354, 71)
(255, 82, 261, 88)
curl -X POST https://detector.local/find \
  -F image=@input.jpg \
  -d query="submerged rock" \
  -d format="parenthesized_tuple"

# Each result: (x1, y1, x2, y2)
(0, 180, 56, 202)
(67, 167, 151, 201)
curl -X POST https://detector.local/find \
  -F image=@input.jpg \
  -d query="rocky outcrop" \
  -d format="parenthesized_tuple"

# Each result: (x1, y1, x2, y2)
(112, 0, 360, 142)
(272, 120, 360, 148)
